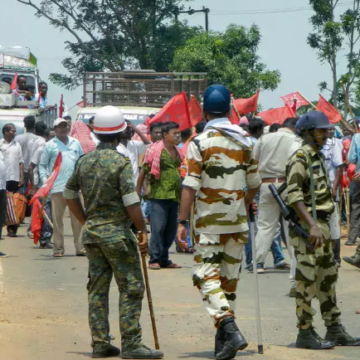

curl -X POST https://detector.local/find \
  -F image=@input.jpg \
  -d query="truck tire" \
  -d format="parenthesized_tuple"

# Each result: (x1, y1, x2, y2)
(0, 81, 11, 94)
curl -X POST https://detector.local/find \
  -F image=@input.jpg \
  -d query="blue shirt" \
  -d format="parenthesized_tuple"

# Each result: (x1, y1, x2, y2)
(39, 136, 83, 194)
(348, 133, 360, 174)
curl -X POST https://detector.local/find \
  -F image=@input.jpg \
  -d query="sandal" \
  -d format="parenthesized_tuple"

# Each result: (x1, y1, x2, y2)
(148, 263, 161, 270)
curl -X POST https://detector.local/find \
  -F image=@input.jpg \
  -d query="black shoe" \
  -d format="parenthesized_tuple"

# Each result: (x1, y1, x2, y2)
(39, 242, 54, 249)
(343, 254, 360, 269)
(345, 240, 356, 246)
(296, 328, 335, 350)
(215, 317, 248, 360)
(215, 326, 225, 356)
(325, 324, 360, 346)
(92, 343, 120, 358)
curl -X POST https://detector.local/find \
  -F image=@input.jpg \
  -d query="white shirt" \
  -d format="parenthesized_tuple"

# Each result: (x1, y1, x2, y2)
(0, 139, 24, 182)
(321, 138, 344, 184)
(0, 151, 6, 190)
(30, 139, 46, 186)
(35, 93, 48, 109)
(116, 140, 149, 181)
(16, 133, 45, 172)
(254, 128, 302, 179)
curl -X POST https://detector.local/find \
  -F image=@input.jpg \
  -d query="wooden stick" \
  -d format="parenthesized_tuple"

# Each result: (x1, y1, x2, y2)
(340, 82, 358, 132)
(298, 91, 317, 109)
(344, 188, 351, 231)
(43, 210, 53, 229)
(141, 255, 160, 350)
(339, 189, 343, 229)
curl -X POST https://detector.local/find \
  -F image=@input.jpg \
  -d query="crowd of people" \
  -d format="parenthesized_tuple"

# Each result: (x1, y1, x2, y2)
(1, 83, 360, 359)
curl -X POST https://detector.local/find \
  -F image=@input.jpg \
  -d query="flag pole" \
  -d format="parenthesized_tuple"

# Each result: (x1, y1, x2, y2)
(297, 91, 317, 109)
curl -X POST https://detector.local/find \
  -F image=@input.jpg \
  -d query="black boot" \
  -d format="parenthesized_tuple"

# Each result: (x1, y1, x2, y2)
(296, 328, 335, 350)
(325, 324, 360, 346)
(215, 317, 248, 360)
(215, 326, 225, 356)
(92, 343, 120, 358)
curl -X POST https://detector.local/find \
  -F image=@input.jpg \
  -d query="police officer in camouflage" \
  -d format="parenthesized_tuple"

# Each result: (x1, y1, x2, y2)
(286, 111, 360, 350)
(63, 106, 163, 359)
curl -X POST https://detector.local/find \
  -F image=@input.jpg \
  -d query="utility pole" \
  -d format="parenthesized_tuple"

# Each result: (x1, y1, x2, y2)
(174, 6, 210, 32)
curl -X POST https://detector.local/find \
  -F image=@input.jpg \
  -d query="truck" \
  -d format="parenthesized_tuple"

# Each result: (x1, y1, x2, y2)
(76, 70, 207, 124)
(0, 46, 57, 138)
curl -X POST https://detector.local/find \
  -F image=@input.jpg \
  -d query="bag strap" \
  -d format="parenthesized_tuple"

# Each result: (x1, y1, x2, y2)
(302, 149, 317, 222)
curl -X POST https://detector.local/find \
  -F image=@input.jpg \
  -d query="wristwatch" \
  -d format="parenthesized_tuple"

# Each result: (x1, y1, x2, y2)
(178, 219, 188, 225)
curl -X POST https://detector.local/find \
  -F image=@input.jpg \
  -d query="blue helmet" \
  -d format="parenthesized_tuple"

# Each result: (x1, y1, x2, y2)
(203, 84, 231, 114)
(295, 111, 333, 134)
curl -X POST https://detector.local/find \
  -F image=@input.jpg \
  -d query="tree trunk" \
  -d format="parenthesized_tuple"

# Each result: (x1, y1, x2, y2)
(332, 55, 338, 108)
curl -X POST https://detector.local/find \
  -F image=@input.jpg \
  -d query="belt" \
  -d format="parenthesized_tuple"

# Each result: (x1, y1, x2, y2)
(262, 177, 286, 183)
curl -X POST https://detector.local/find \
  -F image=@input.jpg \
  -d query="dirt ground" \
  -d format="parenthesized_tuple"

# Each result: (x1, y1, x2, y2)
(0, 219, 359, 360)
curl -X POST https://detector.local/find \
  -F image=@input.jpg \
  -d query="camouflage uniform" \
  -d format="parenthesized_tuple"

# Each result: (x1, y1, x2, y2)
(63, 142, 144, 348)
(286, 143, 341, 330)
(183, 122, 261, 326)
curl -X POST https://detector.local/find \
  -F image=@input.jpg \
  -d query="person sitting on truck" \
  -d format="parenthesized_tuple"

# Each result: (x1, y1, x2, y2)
(35, 81, 48, 110)
(14, 75, 32, 98)
(19, 85, 36, 109)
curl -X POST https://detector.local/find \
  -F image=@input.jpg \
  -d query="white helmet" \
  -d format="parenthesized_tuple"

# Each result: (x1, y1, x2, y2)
(93, 106, 127, 134)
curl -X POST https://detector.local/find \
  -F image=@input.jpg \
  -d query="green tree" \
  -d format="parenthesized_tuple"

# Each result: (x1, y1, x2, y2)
(172, 24, 281, 99)
(17, 0, 200, 89)
(308, 0, 360, 110)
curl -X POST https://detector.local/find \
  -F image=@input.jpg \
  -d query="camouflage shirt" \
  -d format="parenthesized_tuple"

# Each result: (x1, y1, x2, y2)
(63, 142, 140, 244)
(183, 124, 261, 235)
(286, 143, 335, 221)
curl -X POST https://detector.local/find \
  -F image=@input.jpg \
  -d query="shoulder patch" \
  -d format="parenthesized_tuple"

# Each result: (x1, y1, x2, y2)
(296, 150, 305, 158)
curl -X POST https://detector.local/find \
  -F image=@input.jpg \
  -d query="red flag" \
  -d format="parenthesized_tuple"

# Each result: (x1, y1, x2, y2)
(29, 153, 62, 205)
(149, 92, 191, 131)
(188, 95, 203, 127)
(233, 90, 260, 115)
(77, 100, 84, 108)
(37, 92, 42, 104)
(291, 99, 297, 115)
(59, 94, 64, 118)
(31, 199, 44, 245)
(229, 106, 241, 125)
(316, 94, 341, 124)
(281, 91, 310, 109)
(257, 105, 295, 125)
(11, 73, 18, 91)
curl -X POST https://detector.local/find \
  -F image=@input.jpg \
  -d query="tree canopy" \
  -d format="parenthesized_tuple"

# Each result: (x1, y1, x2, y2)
(17, 0, 200, 89)
(172, 24, 281, 99)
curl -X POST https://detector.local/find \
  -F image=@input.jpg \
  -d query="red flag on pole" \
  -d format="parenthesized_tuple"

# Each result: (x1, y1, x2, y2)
(11, 73, 18, 91)
(77, 100, 84, 108)
(188, 95, 203, 127)
(31, 199, 44, 245)
(29, 153, 62, 205)
(229, 106, 241, 125)
(59, 94, 64, 118)
(316, 94, 342, 124)
(233, 90, 260, 115)
(149, 92, 191, 131)
(281, 91, 310, 109)
(257, 105, 295, 125)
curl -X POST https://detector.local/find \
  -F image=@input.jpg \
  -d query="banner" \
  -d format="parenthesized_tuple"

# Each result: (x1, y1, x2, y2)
(281, 91, 310, 109)
(29, 153, 62, 205)
(149, 92, 191, 131)
(188, 95, 203, 127)
(233, 90, 260, 115)
(257, 105, 295, 125)
(316, 94, 341, 124)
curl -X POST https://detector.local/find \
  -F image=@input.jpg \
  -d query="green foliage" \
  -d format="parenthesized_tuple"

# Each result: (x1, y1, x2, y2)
(172, 24, 281, 99)
(17, 0, 199, 89)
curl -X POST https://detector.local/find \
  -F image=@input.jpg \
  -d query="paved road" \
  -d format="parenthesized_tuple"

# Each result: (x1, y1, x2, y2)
(0, 216, 359, 360)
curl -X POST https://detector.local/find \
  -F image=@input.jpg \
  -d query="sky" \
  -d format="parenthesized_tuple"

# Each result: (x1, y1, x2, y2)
(1, 0, 352, 116)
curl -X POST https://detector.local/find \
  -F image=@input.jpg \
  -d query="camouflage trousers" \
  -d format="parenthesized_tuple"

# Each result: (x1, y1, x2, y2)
(85, 239, 145, 348)
(192, 232, 247, 327)
(290, 221, 341, 330)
